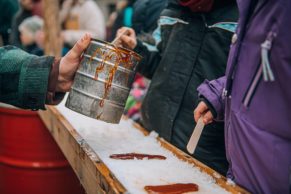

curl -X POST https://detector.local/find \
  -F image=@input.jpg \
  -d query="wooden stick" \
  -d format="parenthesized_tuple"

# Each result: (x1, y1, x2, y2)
(111, 28, 129, 46)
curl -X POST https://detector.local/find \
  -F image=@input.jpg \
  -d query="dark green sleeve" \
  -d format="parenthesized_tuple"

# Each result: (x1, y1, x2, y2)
(0, 46, 55, 110)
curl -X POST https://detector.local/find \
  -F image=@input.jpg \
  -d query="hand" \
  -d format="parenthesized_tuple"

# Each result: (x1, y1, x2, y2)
(116, 27, 137, 50)
(56, 33, 91, 92)
(194, 101, 214, 125)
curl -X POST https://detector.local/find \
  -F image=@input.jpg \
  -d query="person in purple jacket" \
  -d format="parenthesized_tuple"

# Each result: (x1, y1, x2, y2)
(194, 0, 291, 193)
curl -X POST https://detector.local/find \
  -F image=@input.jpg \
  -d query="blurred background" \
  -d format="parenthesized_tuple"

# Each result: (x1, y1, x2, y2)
(0, 0, 167, 121)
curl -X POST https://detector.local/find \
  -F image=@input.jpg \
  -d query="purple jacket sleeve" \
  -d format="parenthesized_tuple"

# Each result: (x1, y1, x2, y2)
(197, 76, 226, 120)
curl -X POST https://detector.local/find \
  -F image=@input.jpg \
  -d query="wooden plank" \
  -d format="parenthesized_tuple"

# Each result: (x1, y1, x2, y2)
(38, 106, 126, 194)
(39, 106, 249, 194)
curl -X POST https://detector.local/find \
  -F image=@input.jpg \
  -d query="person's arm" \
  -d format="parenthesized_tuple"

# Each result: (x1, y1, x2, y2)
(194, 76, 226, 124)
(0, 33, 91, 110)
(116, 27, 161, 79)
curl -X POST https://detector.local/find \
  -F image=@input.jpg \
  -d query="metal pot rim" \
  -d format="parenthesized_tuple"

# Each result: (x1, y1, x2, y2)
(90, 38, 142, 60)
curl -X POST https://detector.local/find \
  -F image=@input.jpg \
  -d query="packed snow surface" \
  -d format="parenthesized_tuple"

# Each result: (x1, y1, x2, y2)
(57, 100, 230, 194)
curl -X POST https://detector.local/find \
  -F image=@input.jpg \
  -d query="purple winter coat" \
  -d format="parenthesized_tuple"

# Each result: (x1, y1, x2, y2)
(197, 0, 291, 193)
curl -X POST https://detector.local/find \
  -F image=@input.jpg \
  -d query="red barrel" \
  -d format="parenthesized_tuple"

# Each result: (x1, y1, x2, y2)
(0, 107, 85, 194)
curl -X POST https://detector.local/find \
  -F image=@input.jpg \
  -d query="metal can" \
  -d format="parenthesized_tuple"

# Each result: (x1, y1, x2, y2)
(65, 39, 141, 123)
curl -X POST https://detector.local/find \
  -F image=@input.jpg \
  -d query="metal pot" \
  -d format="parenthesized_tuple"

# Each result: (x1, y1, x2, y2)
(65, 39, 141, 123)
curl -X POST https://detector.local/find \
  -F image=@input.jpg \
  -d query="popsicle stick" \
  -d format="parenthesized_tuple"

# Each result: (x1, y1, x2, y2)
(186, 117, 205, 154)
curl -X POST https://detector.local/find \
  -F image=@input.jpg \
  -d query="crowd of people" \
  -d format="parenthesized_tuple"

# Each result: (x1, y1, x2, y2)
(0, 0, 290, 194)
(0, 0, 105, 53)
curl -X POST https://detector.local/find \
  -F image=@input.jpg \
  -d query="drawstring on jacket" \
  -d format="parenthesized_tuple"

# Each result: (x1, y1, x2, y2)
(261, 32, 276, 82)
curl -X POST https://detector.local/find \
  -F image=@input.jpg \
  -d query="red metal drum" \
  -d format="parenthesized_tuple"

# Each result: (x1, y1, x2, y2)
(0, 107, 85, 194)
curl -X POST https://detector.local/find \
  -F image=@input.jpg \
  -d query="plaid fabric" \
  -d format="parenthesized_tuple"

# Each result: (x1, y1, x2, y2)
(0, 46, 54, 110)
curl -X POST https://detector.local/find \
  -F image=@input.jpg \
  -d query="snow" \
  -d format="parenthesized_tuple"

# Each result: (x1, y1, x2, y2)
(56, 99, 230, 194)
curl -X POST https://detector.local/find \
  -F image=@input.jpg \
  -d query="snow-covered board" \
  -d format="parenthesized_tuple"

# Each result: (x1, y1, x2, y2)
(38, 101, 249, 194)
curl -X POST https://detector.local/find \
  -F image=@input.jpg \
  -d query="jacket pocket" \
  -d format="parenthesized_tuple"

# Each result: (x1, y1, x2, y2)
(242, 31, 276, 107)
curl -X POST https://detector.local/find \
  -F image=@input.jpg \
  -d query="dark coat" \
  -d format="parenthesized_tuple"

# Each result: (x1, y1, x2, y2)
(10, 9, 32, 47)
(132, 0, 167, 34)
(24, 43, 44, 56)
(0, 0, 19, 45)
(134, 0, 238, 175)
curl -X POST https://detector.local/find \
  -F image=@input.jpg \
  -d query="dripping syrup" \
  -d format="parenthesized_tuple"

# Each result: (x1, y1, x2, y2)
(89, 43, 137, 119)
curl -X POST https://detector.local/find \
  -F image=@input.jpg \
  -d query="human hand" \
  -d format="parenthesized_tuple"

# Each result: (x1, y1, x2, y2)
(56, 33, 91, 92)
(115, 27, 137, 50)
(194, 101, 214, 125)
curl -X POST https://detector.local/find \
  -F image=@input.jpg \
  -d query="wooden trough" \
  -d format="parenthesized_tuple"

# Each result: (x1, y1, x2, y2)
(38, 106, 249, 194)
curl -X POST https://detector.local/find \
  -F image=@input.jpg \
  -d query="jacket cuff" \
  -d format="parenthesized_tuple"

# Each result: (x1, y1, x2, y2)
(133, 39, 146, 54)
(200, 97, 217, 118)
(197, 80, 224, 120)
(19, 56, 54, 110)
(46, 58, 65, 105)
